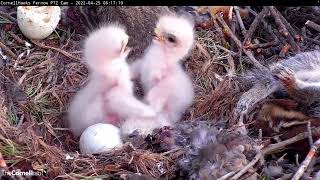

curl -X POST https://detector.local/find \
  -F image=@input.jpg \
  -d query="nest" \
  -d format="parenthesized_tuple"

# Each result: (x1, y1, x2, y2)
(1, 6, 320, 180)
(0, 6, 236, 179)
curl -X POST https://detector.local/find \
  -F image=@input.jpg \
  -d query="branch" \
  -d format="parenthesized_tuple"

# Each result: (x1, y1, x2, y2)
(305, 20, 320, 33)
(244, 40, 279, 49)
(291, 138, 320, 180)
(234, 6, 247, 36)
(268, 6, 300, 52)
(274, 7, 302, 41)
(215, 13, 266, 71)
(0, 41, 17, 59)
(268, 6, 288, 36)
(243, 7, 268, 46)
(0, 10, 17, 23)
(211, 16, 228, 46)
(231, 151, 262, 180)
(263, 128, 320, 155)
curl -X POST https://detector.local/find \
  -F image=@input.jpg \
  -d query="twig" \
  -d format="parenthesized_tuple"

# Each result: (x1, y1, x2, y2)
(274, 7, 301, 41)
(215, 13, 266, 71)
(244, 40, 279, 49)
(305, 20, 320, 33)
(234, 6, 247, 36)
(211, 16, 228, 46)
(247, 20, 274, 54)
(243, 7, 268, 46)
(268, 6, 300, 52)
(313, 171, 320, 180)
(253, 38, 260, 45)
(227, 54, 235, 75)
(268, 6, 288, 36)
(304, 36, 320, 46)
(195, 42, 210, 59)
(0, 10, 17, 23)
(301, 26, 307, 37)
(259, 129, 262, 141)
(0, 41, 17, 59)
(307, 121, 313, 148)
(7, 31, 32, 59)
(301, 25, 315, 37)
(277, 153, 287, 163)
(231, 151, 262, 180)
(238, 171, 256, 180)
(246, 6, 269, 30)
(237, 112, 248, 135)
(273, 28, 288, 46)
(216, 45, 239, 57)
(295, 154, 300, 166)
(79, 6, 94, 31)
(301, 26, 320, 49)
(279, 44, 290, 58)
(227, 6, 234, 22)
(8, 31, 28, 45)
(287, 34, 300, 53)
(226, 121, 255, 132)
(263, 128, 320, 155)
(31, 40, 82, 61)
(267, 25, 279, 43)
(216, 171, 236, 180)
(0, 48, 7, 64)
(230, 13, 237, 51)
(291, 138, 320, 180)
(305, 158, 316, 178)
(246, 6, 258, 16)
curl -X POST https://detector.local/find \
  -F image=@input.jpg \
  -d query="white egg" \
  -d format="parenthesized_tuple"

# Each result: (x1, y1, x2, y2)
(79, 123, 123, 154)
(17, 6, 61, 40)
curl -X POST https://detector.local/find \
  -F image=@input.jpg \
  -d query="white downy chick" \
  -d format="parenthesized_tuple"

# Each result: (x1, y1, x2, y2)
(68, 24, 156, 137)
(121, 115, 171, 136)
(131, 14, 195, 125)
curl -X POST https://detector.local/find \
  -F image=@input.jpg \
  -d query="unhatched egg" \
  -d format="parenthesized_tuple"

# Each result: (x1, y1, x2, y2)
(17, 6, 61, 40)
(79, 123, 123, 154)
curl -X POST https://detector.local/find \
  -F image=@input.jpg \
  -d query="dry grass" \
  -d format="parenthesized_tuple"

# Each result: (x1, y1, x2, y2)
(185, 30, 245, 122)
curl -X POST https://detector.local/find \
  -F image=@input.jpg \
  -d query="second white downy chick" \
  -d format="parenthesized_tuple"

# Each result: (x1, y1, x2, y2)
(68, 25, 156, 137)
(130, 14, 195, 129)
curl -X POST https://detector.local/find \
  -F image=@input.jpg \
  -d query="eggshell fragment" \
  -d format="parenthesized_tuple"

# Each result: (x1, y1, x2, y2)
(17, 6, 61, 40)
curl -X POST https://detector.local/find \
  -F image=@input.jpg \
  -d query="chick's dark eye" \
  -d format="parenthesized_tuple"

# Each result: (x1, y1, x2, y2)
(167, 35, 176, 43)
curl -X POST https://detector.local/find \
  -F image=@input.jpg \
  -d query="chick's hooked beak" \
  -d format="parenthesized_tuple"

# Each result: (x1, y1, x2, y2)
(153, 27, 165, 43)
(120, 36, 131, 55)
